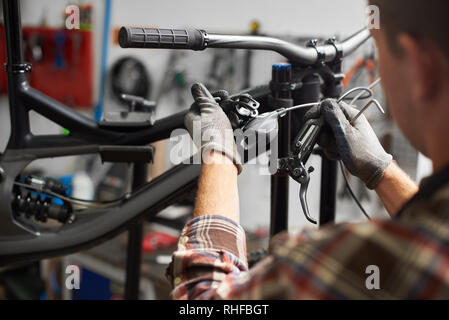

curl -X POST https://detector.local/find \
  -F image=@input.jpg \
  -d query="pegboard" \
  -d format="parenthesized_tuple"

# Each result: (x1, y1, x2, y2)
(0, 25, 94, 109)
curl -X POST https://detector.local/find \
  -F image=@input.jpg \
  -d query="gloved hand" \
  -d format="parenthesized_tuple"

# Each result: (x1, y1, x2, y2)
(185, 83, 242, 174)
(304, 98, 392, 189)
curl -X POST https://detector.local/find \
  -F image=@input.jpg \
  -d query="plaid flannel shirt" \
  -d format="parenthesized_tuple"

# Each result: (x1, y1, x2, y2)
(166, 165, 449, 299)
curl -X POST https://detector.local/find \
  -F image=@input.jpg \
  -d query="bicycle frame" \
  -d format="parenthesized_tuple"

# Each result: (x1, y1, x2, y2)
(0, 0, 201, 265)
(0, 0, 371, 265)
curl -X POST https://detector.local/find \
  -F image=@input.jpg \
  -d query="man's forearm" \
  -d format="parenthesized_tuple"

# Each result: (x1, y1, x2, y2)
(375, 162, 418, 216)
(193, 151, 240, 223)
(167, 151, 244, 299)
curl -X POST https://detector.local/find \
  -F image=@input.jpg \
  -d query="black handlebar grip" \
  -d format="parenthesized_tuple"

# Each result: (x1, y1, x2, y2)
(118, 27, 207, 50)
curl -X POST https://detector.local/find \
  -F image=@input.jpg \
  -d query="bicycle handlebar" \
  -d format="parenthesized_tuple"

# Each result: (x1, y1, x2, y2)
(118, 27, 207, 50)
(118, 26, 371, 65)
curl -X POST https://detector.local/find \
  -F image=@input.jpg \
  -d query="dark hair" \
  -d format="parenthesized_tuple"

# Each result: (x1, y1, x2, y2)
(369, 0, 449, 59)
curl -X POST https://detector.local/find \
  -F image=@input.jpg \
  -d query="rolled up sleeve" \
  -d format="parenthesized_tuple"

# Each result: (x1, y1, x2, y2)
(166, 215, 248, 299)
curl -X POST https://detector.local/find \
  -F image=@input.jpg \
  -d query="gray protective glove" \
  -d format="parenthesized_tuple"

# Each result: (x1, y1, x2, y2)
(185, 83, 242, 174)
(304, 98, 392, 189)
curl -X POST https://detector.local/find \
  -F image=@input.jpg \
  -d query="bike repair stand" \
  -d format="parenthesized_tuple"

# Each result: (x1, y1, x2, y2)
(102, 94, 156, 300)
(269, 63, 293, 235)
(124, 163, 147, 300)
(269, 38, 344, 237)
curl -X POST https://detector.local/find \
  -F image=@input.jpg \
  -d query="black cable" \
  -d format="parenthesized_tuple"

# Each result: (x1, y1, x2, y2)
(14, 181, 126, 208)
(339, 161, 371, 221)
(68, 194, 128, 205)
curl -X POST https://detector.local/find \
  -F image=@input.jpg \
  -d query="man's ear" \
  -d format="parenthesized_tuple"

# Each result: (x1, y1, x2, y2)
(397, 34, 440, 102)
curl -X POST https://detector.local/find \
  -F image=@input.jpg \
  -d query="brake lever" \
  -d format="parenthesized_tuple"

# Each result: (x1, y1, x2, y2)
(296, 162, 316, 224)
(278, 117, 324, 225)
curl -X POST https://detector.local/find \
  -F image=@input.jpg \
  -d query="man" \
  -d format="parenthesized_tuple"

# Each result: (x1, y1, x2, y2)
(166, 0, 449, 299)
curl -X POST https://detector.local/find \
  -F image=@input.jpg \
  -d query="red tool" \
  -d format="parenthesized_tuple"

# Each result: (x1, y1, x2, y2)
(141, 232, 178, 254)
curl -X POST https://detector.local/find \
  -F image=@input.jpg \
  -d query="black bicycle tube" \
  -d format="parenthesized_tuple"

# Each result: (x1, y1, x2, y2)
(19, 82, 270, 150)
(3, 0, 30, 149)
(0, 163, 201, 265)
(124, 164, 147, 300)
(269, 64, 293, 237)
(319, 159, 337, 225)
(318, 61, 343, 226)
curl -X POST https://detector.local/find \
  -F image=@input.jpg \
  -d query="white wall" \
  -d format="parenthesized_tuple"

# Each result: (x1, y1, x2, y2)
(110, 0, 366, 35)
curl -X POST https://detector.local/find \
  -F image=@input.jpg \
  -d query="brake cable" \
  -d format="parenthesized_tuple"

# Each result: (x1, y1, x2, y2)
(250, 85, 375, 123)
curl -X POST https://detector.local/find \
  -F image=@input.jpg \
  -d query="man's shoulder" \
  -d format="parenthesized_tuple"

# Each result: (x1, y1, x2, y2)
(271, 219, 412, 260)
(272, 216, 448, 263)
(262, 181, 449, 299)
(273, 177, 449, 257)
(398, 180, 449, 238)
(269, 218, 449, 298)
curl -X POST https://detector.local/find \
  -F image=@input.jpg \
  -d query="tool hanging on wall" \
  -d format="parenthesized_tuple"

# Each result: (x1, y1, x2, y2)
(342, 47, 376, 88)
(155, 51, 189, 107)
(110, 56, 152, 104)
(27, 34, 45, 63)
(0, 26, 94, 107)
(54, 31, 67, 69)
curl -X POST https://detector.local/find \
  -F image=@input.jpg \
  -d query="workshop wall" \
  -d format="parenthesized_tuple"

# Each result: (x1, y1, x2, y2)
(0, 0, 373, 232)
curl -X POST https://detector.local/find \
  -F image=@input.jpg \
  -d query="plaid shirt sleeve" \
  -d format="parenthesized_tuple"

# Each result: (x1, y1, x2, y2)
(167, 206, 449, 299)
(166, 215, 249, 299)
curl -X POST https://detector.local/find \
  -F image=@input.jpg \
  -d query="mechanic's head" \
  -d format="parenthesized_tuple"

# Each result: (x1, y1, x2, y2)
(368, 0, 449, 169)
